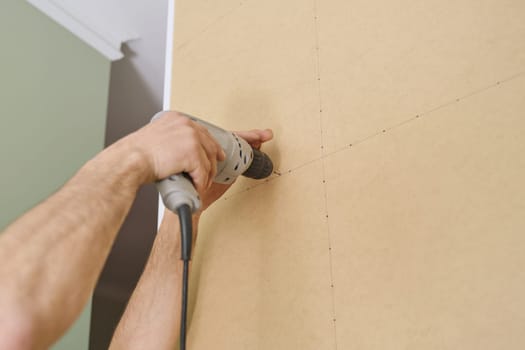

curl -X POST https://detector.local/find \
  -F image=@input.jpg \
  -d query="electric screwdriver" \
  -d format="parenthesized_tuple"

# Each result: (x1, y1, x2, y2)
(151, 111, 273, 350)
(154, 112, 274, 214)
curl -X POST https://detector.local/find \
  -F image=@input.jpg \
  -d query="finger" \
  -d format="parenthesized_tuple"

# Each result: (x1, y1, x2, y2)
(195, 124, 226, 161)
(196, 130, 220, 185)
(261, 129, 273, 141)
(200, 146, 212, 192)
(235, 129, 274, 149)
(234, 130, 259, 143)
(235, 129, 273, 143)
(189, 146, 211, 193)
(207, 145, 218, 189)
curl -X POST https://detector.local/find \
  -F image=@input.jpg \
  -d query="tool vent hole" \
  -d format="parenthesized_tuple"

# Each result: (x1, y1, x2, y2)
(244, 155, 247, 164)
(240, 150, 242, 158)
(234, 163, 239, 171)
(225, 177, 230, 182)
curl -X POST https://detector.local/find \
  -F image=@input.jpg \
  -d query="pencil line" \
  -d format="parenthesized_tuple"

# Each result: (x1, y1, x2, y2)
(313, 1, 339, 348)
(224, 69, 525, 201)
(174, 1, 252, 52)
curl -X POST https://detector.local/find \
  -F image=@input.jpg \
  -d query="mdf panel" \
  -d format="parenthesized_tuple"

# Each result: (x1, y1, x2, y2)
(325, 75, 525, 349)
(170, 1, 335, 348)
(173, 0, 248, 49)
(169, 0, 525, 349)
(170, 0, 322, 175)
(189, 162, 334, 350)
(317, 0, 525, 153)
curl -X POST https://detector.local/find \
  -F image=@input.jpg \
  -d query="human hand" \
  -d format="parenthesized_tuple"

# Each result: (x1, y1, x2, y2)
(158, 128, 272, 242)
(198, 128, 274, 212)
(125, 111, 226, 193)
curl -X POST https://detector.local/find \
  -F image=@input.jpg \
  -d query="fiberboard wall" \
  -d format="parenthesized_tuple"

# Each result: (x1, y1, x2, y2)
(168, 1, 525, 349)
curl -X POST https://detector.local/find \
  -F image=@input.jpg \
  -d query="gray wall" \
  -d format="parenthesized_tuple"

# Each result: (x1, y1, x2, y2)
(0, 0, 110, 348)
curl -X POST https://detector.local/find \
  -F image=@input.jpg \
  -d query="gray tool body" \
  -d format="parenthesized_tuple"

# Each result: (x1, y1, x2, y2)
(153, 112, 273, 213)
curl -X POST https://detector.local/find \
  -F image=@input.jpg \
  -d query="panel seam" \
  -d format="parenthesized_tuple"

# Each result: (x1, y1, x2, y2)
(313, 0, 339, 349)
(223, 70, 525, 200)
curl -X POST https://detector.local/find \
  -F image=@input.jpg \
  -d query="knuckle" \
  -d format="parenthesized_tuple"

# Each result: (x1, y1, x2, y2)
(194, 123, 205, 131)
(201, 127, 212, 137)
(187, 135, 201, 150)
(176, 114, 192, 126)
(187, 126, 199, 139)
(209, 144, 218, 156)
(193, 156, 208, 170)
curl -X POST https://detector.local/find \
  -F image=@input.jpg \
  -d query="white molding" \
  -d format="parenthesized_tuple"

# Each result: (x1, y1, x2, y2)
(27, 0, 131, 60)
(158, 0, 176, 225)
(162, 0, 175, 111)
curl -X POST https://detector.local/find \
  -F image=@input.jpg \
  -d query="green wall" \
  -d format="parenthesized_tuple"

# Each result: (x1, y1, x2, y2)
(0, 1, 111, 348)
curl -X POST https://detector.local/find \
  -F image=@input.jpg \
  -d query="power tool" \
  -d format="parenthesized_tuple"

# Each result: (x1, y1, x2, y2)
(154, 112, 274, 214)
(151, 111, 273, 350)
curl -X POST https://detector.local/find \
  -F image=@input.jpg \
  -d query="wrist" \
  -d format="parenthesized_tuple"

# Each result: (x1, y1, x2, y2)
(80, 139, 151, 194)
(112, 136, 155, 185)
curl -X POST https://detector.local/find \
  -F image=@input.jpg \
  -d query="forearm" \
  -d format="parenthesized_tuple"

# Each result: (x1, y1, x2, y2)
(0, 139, 148, 348)
(109, 128, 273, 349)
(110, 211, 200, 350)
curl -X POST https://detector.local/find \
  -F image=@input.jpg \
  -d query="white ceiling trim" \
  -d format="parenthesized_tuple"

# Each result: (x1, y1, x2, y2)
(27, 0, 138, 60)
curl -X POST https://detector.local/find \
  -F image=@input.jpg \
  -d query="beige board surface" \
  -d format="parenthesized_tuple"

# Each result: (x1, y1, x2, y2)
(325, 75, 525, 349)
(169, 0, 525, 348)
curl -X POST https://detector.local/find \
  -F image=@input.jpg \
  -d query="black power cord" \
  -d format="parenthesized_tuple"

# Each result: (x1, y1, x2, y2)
(176, 204, 193, 350)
